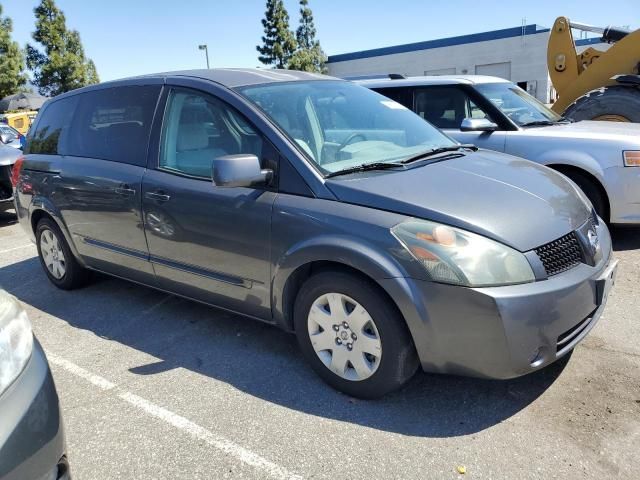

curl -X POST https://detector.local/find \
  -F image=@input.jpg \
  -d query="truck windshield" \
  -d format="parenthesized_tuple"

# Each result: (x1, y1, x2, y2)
(238, 80, 457, 175)
(475, 83, 564, 127)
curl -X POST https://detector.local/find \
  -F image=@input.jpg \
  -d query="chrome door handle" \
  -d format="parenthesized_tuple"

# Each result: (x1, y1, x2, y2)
(115, 186, 136, 196)
(145, 191, 171, 202)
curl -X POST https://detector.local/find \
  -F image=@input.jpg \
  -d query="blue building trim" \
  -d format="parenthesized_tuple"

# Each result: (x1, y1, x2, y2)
(328, 24, 551, 63)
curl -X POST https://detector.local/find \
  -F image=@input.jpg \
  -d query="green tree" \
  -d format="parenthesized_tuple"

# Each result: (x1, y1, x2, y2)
(26, 0, 99, 96)
(0, 3, 28, 99)
(288, 0, 326, 73)
(256, 0, 296, 69)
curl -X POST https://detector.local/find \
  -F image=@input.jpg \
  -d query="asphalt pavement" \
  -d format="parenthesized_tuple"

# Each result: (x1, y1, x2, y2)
(0, 211, 638, 479)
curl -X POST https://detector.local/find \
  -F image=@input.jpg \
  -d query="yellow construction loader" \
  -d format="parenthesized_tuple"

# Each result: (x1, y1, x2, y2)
(548, 16, 640, 122)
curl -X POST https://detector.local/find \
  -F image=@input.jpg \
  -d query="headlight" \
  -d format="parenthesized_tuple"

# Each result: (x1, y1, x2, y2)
(392, 219, 535, 287)
(0, 291, 33, 396)
(623, 151, 640, 167)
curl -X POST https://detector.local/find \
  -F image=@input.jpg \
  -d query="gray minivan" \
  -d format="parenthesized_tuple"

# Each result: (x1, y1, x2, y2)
(14, 69, 617, 398)
(0, 291, 69, 480)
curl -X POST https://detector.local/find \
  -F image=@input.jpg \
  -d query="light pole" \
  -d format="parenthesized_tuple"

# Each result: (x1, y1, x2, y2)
(198, 44, 210, 69)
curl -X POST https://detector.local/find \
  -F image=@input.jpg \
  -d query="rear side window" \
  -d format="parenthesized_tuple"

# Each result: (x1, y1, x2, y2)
(27, 97, 78, 155)
(68, 85, 161, 166)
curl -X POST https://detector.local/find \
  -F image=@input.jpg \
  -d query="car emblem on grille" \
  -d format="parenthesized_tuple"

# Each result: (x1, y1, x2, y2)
(587, 228, 600, 255)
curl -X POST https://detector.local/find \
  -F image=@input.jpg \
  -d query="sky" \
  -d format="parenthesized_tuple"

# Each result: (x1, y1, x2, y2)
(4, 0, 640, 82)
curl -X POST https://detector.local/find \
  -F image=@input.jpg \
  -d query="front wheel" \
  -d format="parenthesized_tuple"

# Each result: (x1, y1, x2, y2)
(294, 271, 418, 399)
(562, 171, 608, 221)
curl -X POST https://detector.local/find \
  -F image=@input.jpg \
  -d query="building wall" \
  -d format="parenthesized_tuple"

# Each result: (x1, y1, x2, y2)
(328, 32, 554, 102)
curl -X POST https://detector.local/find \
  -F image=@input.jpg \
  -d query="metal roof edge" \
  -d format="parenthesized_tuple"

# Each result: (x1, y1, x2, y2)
(328, 24, 550, 63)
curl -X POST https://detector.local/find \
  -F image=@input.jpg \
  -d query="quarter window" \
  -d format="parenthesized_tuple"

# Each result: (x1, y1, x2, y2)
(159, 89, 263, 179)
(27, 96, 79, 155)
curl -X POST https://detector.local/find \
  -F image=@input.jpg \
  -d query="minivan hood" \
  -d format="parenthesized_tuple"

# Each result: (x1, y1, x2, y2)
(524, 120, 640, 143)
(325, 150, 590, 251)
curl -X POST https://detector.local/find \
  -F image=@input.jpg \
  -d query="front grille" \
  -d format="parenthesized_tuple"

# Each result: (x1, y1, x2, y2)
(535, 231, 583, 276)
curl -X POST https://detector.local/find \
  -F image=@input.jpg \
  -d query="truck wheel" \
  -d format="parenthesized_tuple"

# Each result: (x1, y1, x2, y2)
(563, 86, 640, 122)
(294, 271, 418, 399)
(36, 218, 90, 290)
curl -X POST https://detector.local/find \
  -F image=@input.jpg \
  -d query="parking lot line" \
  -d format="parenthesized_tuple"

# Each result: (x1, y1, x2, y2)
(0, 244, 34, 254)
(47, 353, 303, 480)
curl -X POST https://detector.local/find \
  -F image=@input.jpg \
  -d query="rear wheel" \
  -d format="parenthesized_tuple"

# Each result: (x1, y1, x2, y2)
(563, 86, 640, 122)
(294, 271, 418, 399)
(36, 218, 89, 290)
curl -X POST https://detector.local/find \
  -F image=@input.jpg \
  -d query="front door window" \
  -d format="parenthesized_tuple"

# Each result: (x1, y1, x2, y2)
(414, 87, 495, 130)
(160, 89, 263, 179)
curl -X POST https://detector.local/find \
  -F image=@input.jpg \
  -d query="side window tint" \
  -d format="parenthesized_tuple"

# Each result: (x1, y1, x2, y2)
(373, 87, 411, 108)
(27, 97, 78, 155)
(415, 87, 469, 129)
(68, 86, 161, 166)
(160, 89, 263, 179)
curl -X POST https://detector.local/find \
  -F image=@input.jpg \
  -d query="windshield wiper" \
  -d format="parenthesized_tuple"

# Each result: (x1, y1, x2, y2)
(325, 162, 404, 178)
(400, 144, 478, 165)
(520, 120, 558, 127)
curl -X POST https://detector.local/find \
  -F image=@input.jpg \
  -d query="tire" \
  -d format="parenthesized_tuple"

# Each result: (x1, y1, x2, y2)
(562, 171, 608, 221)
(294, 271, 418, 399)
(563, 86, 640, 122)
(36, 218, 89, 290)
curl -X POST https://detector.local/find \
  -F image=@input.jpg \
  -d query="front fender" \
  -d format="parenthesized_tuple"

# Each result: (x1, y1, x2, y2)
(536, 149, 606, 181)
(271, 234, 412, 330)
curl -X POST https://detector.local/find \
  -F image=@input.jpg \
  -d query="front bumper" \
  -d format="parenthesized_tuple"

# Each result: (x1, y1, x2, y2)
(0, 339, 69, 480)
(605, 164, 640, 224)
(381, 221, 616, 379)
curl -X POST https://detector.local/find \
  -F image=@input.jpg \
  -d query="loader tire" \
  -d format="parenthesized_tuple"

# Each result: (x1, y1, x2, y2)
(563, 85, 640, 122)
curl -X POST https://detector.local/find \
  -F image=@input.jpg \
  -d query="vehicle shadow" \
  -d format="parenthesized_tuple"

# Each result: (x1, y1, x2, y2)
(610, 225, 640, 252)
(0, 257, 570, 438)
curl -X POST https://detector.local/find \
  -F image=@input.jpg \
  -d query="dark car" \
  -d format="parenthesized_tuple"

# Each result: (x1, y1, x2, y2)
(14, 69, 617, 398)
(0, 145, 21, 214)
(0, 290, 69, 480)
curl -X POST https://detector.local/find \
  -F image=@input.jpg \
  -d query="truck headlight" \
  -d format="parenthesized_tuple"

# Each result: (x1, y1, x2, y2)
(623, 151, 640, 167)
(0, 292, 33, 396)
(392, 219, 535, 287)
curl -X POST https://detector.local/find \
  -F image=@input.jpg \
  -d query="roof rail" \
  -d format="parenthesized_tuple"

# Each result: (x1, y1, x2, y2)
(341, 73, 407, 81)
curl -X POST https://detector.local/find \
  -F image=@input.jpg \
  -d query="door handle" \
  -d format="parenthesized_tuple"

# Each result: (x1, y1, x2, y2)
(115, 185, 136, 196)
(145, 191, 171, 202)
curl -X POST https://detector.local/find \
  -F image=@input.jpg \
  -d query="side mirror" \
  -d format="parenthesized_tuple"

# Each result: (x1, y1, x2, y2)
(460, 118, 498, 132)
(212, 154, 273, 188)
(0, 133, 10, 144)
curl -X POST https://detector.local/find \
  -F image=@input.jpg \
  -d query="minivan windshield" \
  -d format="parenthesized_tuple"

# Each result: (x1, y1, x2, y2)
(238, 81, 457, 175)
(475, 83, 564, 127)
